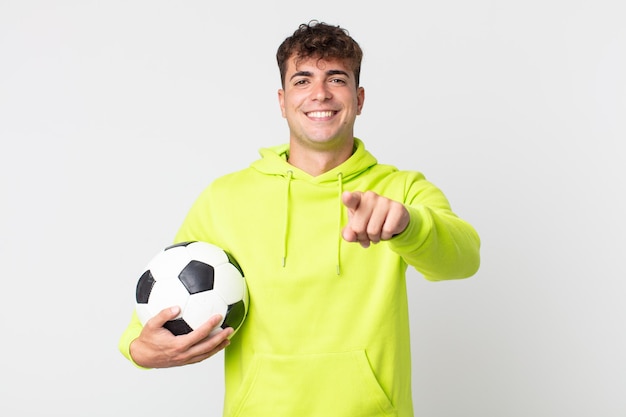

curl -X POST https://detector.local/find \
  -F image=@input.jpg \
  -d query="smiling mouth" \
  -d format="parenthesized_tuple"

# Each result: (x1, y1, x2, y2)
(306, 111, 336, 119)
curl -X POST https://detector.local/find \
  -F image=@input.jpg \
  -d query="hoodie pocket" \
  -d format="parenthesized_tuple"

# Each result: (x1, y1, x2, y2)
(227, 350, 397, 417)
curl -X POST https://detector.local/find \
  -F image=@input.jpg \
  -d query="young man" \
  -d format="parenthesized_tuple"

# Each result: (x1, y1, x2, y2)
(119, 21, 480, 417)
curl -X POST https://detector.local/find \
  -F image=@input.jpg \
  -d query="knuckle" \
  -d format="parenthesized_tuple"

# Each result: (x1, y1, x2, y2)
(363, 190, 377, 201)
(367, 224, 380, 237)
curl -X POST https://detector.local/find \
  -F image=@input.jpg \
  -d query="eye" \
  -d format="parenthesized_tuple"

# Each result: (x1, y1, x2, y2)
(293, 78, 309, 86)
(329, 78, 347, 85)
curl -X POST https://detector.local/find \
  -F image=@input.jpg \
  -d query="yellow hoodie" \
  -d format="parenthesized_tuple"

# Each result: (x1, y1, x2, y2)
(119, 138, 480, 417)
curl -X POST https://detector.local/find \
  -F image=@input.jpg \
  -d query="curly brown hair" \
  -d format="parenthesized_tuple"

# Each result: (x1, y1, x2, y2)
(276, 20, 363, 89)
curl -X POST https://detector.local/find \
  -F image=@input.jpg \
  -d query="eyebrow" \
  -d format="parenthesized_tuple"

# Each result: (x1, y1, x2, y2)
(289, 69, 351, 81)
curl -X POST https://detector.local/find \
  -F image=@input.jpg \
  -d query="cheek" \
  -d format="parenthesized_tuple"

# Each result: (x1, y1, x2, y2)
(281, 102, 295, 119)
(281, 97, 299, 118)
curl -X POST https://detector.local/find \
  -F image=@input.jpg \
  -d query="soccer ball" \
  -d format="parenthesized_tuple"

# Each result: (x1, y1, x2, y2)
(135, 241, 248, 336)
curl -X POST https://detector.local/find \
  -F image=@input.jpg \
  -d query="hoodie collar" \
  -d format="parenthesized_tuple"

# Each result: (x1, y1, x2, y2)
(251, 138, 377, 183)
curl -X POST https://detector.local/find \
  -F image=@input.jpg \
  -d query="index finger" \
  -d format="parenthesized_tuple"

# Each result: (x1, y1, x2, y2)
(184, 314, 232, 342)
(342, 191, 362, 212)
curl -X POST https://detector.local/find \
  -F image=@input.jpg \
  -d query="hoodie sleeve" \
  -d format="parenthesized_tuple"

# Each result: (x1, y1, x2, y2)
(118, 310, 150, 369)
(387, 174, 481, 281)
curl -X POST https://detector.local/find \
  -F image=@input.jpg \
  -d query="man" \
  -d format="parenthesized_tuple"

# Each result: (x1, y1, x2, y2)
(119, 20, 480, 417)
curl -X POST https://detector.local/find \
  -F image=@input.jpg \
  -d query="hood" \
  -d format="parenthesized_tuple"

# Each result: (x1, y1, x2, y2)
(250, 138, 378, 275)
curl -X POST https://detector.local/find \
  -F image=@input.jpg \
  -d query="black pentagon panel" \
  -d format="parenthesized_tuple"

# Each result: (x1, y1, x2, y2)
(179, 260, 214, 294)
(222, 300, 246, 330)
(164, 318, 193, 335)
(225, 251, 244, 276)
(136, 270, 155, 303)
(164, 241, 194, 251)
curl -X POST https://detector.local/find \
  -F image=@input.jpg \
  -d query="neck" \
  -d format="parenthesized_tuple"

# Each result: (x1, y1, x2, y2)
(287, 139, 355, 176)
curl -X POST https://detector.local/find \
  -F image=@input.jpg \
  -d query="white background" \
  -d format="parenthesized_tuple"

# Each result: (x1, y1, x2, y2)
(1, 1, 624, 416)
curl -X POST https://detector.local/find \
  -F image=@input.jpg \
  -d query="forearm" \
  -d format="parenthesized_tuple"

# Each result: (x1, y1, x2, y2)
(389, 204, 481, 281)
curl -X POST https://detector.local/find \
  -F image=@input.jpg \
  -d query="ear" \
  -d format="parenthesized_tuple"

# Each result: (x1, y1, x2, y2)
(278, 89, 286, 118)
(356, 86, 365, 115)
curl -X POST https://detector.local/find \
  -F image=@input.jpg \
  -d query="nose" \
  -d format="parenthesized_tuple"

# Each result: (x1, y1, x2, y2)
(311, 81, 331, 101)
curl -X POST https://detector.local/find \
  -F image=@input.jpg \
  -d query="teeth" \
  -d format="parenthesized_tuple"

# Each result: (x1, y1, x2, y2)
(308, 111, 333, 118)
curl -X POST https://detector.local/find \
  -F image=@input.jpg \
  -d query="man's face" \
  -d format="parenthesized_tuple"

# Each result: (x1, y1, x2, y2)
(278, 56, 364, 152)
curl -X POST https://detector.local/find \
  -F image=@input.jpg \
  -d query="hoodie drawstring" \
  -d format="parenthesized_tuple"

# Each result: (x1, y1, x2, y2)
(282, 170, 293, 268)
(280, 170, 344, 276)
(336, 172, 344, 275)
